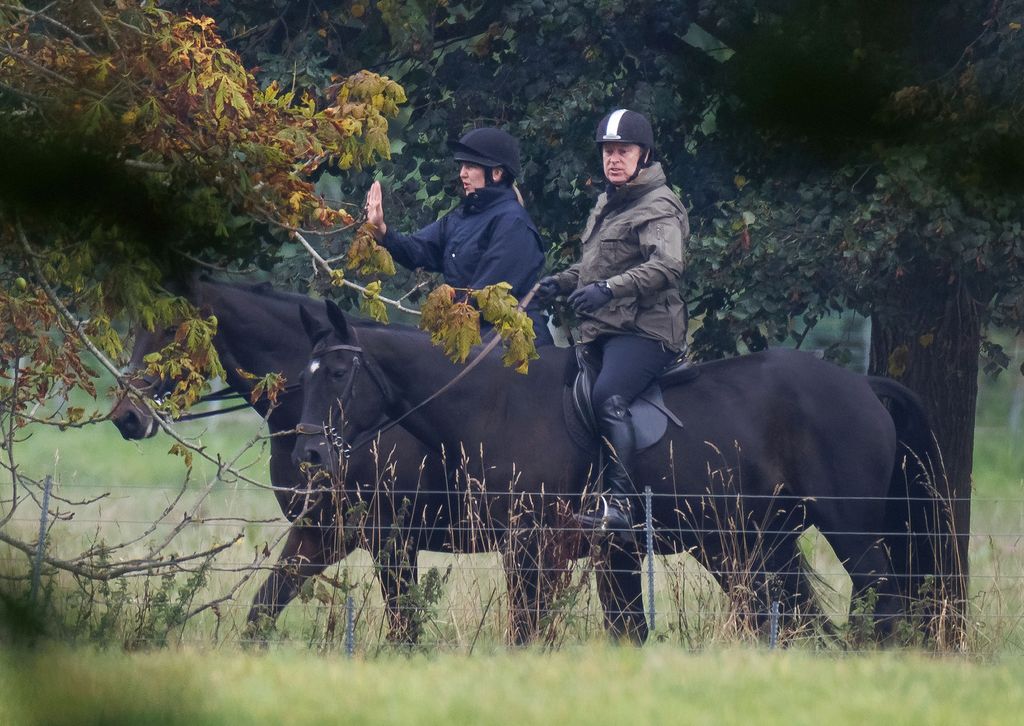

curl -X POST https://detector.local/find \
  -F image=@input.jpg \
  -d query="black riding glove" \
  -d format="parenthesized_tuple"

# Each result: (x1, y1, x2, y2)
(534, 276, 562, 305)
(568, 281, 613, 314)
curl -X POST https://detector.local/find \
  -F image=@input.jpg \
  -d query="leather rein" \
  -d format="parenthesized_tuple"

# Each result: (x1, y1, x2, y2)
(130, 371, 301, 422)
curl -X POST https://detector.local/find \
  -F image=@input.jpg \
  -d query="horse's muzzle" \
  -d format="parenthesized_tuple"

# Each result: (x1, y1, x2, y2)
(110, 403, 158, 440)
(292, 433, 338, 477)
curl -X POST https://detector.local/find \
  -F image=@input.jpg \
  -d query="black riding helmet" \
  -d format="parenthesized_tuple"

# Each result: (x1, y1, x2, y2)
(595, 109, 656, 170)
(448, 127, 522, 182)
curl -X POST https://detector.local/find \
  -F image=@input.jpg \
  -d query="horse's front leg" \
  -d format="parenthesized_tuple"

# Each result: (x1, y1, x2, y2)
(501, 520, 576, 647)
(374, 530, 421, 645)
(246, 522, 338, 637)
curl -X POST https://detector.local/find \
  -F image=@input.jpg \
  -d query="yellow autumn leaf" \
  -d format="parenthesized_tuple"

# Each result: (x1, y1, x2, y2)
(441, 302, 482, 363)
(419, 284, 456, 340)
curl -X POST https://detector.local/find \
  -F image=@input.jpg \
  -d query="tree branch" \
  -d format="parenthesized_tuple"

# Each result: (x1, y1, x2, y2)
(292, 229, 422, 316)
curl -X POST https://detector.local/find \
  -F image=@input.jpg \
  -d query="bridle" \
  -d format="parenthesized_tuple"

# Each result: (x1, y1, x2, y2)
(127, 368, 300, 423)
(294, 342, 400, 457)
(295, 280, 541, 460)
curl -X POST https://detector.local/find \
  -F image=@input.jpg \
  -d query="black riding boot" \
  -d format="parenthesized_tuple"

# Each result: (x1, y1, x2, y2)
(576, 395, 638, 539)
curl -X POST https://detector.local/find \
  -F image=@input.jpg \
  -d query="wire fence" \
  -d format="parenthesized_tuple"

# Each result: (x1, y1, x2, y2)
(2, 468, 1022, 656)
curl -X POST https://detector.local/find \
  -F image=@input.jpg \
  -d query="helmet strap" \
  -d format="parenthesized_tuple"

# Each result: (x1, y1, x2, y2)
(625, 149, 650, 184)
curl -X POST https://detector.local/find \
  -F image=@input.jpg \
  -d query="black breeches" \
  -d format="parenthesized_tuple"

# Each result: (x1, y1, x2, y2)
(588, 335, 676, 409)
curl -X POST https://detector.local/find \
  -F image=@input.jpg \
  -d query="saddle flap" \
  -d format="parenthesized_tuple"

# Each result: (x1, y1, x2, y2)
(565, 376, 684, 453)
(631, 385, 671, 450)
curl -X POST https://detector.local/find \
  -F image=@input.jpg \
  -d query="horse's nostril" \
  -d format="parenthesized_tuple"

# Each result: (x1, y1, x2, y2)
(304, 447, 323, 466)
(114, 410, 142, 440)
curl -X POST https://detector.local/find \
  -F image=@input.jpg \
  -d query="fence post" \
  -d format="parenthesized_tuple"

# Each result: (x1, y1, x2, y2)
(645, 486, 655, 633)
(30, 475, 53, 605)
(345, 594, 355, 658)
(769, 600, 780, 649)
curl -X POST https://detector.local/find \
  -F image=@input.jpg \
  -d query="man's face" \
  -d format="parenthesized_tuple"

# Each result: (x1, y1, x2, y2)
(602, 142, 644, 186)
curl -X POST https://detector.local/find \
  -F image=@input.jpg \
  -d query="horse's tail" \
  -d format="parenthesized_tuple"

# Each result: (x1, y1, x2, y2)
(868, 376, 958, 629)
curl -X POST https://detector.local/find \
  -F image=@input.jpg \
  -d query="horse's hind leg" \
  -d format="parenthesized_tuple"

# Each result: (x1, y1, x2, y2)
(828, 532, 901, 639)
(595, 539, 649, 644)
(246, 523, 338, 637)
(759, 537, 835, 639)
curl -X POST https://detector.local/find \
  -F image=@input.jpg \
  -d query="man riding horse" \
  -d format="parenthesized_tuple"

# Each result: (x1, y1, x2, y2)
(537, 109, 689, 538)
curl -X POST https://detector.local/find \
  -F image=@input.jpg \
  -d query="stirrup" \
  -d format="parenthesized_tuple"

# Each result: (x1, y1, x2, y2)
(575, 496, 637, 545)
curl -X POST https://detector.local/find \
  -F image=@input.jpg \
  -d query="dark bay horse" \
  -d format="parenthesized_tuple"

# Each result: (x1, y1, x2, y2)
(110, 278, 455, 641)
(294, 300, 951, 643)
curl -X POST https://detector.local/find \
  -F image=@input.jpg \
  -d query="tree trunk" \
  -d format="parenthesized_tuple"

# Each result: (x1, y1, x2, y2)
(869, 274, 977, 623)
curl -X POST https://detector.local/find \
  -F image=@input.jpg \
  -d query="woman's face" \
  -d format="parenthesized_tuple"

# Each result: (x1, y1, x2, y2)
(459, 162, 502, 195)
(602, 142, 645, 186)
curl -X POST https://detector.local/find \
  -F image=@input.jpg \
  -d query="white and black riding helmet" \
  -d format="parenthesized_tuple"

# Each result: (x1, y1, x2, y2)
(448, 127, 522, 183)
(595, 108, 656, 167)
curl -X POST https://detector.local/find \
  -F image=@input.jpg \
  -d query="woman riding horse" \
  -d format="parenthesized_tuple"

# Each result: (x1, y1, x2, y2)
(366, 126, 553, 345)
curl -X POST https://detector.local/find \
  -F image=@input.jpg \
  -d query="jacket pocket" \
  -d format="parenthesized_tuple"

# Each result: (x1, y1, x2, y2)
(602, 296, 640, 333)
(636, 296, 686, 348)
(597, 237, 641, 278)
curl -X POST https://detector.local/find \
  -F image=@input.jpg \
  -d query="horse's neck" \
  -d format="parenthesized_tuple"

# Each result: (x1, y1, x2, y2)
(368, 328, 566, 447)
(202, 286, 305, 376)
(199, 284, 309, 426)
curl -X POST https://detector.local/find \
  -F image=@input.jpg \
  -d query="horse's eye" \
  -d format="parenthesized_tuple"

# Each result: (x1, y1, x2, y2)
(330, 368, 348, 381)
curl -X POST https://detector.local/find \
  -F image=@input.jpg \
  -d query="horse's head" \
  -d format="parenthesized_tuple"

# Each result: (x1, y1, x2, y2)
(109, 322, 179, 440)
(291, 300, 396, 479)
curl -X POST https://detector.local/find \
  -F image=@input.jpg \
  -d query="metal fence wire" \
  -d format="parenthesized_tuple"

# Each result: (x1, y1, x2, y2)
(2, 465, 1019, 656)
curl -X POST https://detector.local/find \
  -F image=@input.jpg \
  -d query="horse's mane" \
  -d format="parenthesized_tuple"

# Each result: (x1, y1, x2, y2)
(202, 277, 317, 308)
(198, 276, 427, 333)
(347, 312, 567, 377)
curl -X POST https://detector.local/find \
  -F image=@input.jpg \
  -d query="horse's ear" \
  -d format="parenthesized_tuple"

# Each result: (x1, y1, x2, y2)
(325, 299, 350, 338)
(299, 304, 327, 343)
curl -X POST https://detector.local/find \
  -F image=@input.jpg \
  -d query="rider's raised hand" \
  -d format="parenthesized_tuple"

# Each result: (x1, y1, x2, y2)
(365, 181, 387, 239)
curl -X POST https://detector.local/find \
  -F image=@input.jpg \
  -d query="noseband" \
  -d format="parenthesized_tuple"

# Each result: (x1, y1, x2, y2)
(132, 370, 176, 405)
(125, 362, 297, 423)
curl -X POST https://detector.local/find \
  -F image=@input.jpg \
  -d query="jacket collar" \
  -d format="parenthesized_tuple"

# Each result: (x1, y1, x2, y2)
(461, 185, 516, 214)
(603, 162, 667, 206)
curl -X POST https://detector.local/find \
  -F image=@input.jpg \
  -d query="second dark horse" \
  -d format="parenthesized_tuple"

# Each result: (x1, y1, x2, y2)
(110, 278, 451, 642)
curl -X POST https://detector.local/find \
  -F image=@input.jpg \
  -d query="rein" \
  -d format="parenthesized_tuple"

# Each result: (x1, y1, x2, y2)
(132, 371, 302, 423)
(176, 381, 304, 422)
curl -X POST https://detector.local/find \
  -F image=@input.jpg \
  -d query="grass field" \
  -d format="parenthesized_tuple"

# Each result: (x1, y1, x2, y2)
(3, 645, 1024, 725)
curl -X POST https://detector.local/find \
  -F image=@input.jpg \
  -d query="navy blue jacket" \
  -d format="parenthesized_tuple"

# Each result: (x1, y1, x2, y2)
(381, 186, 545, 302)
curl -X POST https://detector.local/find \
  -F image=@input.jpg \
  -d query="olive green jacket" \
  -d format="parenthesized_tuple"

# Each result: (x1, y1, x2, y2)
(552, 162, 689, 350)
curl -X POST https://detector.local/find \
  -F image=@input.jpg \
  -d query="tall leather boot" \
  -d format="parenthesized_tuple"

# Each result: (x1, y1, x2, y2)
(576, 395, 638, 540)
